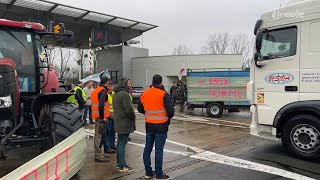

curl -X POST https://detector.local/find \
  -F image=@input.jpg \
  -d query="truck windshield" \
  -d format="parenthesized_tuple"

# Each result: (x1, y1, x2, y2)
(260, 26, 297, 60)
(0, 27, 36, 92)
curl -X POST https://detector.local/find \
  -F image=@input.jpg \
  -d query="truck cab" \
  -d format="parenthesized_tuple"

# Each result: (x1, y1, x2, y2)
(248, 0, 320, 159)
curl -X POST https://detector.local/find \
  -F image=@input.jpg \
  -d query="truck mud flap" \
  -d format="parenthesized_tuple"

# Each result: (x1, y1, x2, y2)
(1, 128, 86, 180)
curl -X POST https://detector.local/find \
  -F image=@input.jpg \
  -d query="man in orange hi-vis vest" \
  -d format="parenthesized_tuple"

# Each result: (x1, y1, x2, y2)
(138, 74, 174, 180)
(91, 76, 110, 162)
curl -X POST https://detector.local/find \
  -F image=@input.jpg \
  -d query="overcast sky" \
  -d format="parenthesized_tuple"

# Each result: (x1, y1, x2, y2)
(50, 0, 288, 56)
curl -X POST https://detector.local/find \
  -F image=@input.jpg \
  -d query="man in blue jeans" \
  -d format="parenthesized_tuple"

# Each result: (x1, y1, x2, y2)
(138, 74, 174, 180)
(101, 82, 117, 153)
(113, 77, 136, 172)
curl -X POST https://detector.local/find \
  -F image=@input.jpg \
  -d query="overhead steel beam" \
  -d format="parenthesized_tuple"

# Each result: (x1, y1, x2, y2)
(75, 11, 89, 21)
(126, 22, 139, 29)
(6, 0, 17, 9)
(48, 4, 58, 12)
(105, 17, 117, 24)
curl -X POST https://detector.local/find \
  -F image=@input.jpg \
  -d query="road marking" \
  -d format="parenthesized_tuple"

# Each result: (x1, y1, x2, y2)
(128, 141, 193, 156)
(191, 151, 315, 180)
(133, 131, 315, 180)
(134, 131, 204, 153)
(171, 117, 249, 129)
(177, 113, 250, 126)
(173, 116, 209, 122)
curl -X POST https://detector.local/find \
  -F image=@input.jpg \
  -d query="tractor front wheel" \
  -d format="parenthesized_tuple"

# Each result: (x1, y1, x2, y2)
(50, 102, 84, 145)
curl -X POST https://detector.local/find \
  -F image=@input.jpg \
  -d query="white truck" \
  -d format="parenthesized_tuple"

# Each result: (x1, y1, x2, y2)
(248, 0, 320, 159)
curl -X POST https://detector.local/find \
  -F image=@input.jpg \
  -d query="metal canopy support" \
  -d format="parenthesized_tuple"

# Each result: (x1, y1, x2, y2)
(6, 0, 17, 9)
(144, 26, 157, 32)
(48, 4, 58, 12)
(126, 22, 139, 29)
(105, 17, 117, 24)
(75, 11, 90, 21)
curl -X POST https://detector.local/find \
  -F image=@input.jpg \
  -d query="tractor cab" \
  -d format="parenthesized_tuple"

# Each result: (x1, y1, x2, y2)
(0, 19, 82, 160)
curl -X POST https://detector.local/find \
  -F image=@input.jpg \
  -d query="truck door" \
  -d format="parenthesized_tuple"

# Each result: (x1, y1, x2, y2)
(299, 20, 320, 101)
(254, 25, 300, 125)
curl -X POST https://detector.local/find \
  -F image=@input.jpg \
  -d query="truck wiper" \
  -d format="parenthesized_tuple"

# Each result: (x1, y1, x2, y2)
(3, 27, 26, 48)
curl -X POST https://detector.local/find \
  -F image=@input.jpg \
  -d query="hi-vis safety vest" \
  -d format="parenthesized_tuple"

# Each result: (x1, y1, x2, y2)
(91, 86, 111, 119)
(66, 86, 87, 106)
(107, 91, 115, 113)
(140, 88, 168, 124)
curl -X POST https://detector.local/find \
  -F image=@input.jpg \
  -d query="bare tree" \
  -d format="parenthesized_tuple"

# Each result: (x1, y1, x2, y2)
(201, 33, 231, 54)
(46, 48, 58, 64)
(230, 34, 249, 55)
(58, 48, 73, 79)
(74, 49, 86, 78)
(201, 33, 255, 69)
(229, 34, 255, 68)
(172, 44, 193, 55)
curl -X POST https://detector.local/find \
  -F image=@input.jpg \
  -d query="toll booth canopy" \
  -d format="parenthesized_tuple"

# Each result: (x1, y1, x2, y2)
(0, 0, 157, 48)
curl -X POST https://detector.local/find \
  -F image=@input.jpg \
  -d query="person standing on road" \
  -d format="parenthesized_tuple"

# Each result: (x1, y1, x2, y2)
(138, 74, 174, 180)
(113, 77, 136, 172)
(91, 76, 110, 162)
(83, 80, 94, 125)
(170, 82, 178, 107)
(67, 81, 87, 113)
(101, 82, 117, 154)
(178, 82, 187, 112)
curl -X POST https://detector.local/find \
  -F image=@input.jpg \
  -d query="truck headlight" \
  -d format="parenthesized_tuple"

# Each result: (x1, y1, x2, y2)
(0, 95, 12, 108)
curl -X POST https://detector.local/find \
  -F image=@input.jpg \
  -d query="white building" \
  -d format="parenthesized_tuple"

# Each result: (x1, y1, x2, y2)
(132, 54, 243, 89)
(96, 46, 243, 89)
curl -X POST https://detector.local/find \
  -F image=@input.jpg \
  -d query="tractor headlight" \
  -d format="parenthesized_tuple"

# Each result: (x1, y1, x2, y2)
(0, 95, 12, 108)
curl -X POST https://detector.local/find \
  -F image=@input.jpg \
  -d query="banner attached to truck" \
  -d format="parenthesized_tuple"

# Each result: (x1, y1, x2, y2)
(187, 76, 249, 102)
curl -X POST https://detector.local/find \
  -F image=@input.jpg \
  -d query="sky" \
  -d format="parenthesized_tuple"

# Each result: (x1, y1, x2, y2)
(49, 0, 289, 56)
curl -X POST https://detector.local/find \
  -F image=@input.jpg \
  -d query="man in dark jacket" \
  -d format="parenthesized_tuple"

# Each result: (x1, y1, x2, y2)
(178, 82, 187, 112)
(113, 77, 136, 172)
(75, 81, 86, 110)
(170, 82, 178, 106)
(66, 81, 86, 112)
(138, 74, 174, 180)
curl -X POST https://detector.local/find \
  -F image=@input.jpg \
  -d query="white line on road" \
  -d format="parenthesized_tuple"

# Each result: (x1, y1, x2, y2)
(134, 131, 204, 153)
(173, 116, 209, 122)
(191, 151, 315, 180)
(172, 117, 249, 129)
(133, 131, 315, 180)
(128, 141, 193, 156)
(177, 113, 251, 126)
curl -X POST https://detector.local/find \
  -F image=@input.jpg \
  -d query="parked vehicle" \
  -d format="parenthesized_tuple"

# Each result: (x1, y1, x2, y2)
(131, 85, 144, 102)
(0, 19, 86, 178)
(187, 68, 250, 118)
(248, 0, 320, 159)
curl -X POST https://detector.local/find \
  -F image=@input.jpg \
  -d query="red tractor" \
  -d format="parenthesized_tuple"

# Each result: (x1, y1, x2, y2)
(0, 19, 84, 159)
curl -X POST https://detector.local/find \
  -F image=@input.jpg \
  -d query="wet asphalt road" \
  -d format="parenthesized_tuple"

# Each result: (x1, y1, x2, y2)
(2, 108, 320, 180)
(175, 143, 320, 180)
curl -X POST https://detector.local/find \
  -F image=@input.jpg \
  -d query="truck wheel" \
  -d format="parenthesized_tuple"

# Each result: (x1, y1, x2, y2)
(281, 115, 320, 159)
(206, 103, 223, 118)
(50, 102, 85, 144)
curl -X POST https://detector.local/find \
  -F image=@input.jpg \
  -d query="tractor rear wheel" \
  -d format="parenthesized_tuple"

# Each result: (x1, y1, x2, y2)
(50, 102, 84, 144)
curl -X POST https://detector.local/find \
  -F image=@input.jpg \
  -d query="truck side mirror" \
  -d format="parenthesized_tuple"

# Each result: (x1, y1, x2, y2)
(255, 31, 263, 52)
(254, 52, 269, 68)
(63, 30, 74, 46)
(254, 20, 263, 35)
(254, 53, 261, 68)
